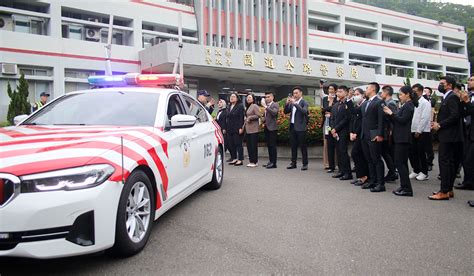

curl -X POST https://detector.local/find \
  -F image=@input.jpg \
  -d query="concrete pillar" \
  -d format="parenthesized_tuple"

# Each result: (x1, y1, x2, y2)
(53, 64, 65, 98)
(250, 0, 254, 51)
(242, 0, 247, 50)
(234, 0, 238, 49)
(226, 0, 230, 48)
(272, 0, 276, 54)
(257, 0, 262, 53)
(217, 0, 222, 47)
(133, 18, 142, 49)
(208, 0, 213, 46)
(291, 1, 296, 57)
(49, 1, 62, 38)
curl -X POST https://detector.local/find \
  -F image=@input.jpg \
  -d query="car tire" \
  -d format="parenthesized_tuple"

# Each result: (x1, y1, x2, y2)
(203, 146, 224, 190)
(111, 170, 156, 257)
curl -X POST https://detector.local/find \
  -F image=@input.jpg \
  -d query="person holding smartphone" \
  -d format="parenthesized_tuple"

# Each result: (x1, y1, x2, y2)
(285, 86, 309, 170)
(322, 83, 338, 173)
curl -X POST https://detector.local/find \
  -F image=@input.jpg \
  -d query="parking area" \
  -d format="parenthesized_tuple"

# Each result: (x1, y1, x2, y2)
(0, 158, 473, 275)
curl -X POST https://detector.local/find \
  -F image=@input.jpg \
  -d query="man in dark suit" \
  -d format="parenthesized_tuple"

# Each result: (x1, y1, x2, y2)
(285, 86, 309, 170)
(430, 76, 464, 200)
(262, 92, 279, 169)
(380, 85, 398, 182)
(456, 75, 474, 192)
(330, 85, 353, 180)
(360, 82, 386, 192)
(423, 87, 437, 171)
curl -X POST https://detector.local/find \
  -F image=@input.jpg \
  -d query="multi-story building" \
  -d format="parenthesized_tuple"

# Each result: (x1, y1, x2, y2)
(0, 0, 470, 120)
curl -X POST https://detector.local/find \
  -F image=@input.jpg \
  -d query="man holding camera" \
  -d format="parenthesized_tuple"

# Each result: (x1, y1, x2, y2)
(285, 86, 309, 171)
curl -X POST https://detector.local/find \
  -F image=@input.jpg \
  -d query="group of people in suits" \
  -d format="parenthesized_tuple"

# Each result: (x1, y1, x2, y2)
(321, 75, 474, 206)
(213, 74, 474, 206)
(215, 91, 280, 169)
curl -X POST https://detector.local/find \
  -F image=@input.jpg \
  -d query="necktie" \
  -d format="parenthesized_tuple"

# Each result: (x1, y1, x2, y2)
(365, 100, 371, 112)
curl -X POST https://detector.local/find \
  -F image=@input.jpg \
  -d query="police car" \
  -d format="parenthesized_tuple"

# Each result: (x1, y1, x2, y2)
(0, 73, 224, 259)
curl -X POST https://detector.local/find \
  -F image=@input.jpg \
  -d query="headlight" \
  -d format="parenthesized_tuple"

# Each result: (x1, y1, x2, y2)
(20, 164, 115, 193)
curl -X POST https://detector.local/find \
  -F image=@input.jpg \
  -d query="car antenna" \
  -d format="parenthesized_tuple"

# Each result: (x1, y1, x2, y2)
(121, 136, 125, 184)
(172, 12, 184, 89)
(105, 14, 114, 76)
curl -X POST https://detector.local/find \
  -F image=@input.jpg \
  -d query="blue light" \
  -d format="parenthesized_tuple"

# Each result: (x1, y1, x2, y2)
(88, 75, 127, 86)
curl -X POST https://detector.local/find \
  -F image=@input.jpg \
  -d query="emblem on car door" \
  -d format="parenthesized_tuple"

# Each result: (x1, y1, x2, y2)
(180, 137, 191, 168)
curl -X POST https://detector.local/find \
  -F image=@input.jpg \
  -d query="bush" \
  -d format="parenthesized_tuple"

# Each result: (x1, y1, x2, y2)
(0, 121, 11, 127)
(7, 74, 31, 124)
(259, 106, 323, 146)
(277, 95, 316, 108)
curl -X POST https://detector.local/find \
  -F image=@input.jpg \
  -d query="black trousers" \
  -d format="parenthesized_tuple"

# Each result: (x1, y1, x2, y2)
(223, 132, 229, 154)
(336, 133, 351, 176)
(351, 138, 369, 178)
(408, 132, 429, 175)
(265, 128, 277, 164)
(439, 142, 458, 193)
(362, 139, 385, 185)
(326, 135, 336, 170)
(228, 132, 244, 161)
(394, 143, 412, 192)
(453, 141, 463, 177)
(381, 139, 396, 175)
(425, 132, 435, 166)
(290, 124, 308, 166)
(246, 133, 258, 164)
(462, 139, 474, 187)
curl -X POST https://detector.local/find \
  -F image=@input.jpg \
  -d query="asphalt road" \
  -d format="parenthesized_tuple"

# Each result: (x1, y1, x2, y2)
(1, 158, 473, 275)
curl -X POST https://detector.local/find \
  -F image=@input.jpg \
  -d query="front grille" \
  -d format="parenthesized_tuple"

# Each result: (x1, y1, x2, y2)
(0, 174, 21, 208)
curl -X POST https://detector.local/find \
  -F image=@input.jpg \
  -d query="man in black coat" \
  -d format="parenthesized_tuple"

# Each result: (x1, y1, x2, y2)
(380, 85, 398, 182)
(456, 75, 474, 194)
(360, 82, 386, 192)
(429, 76, 464, 200)
(330, 85, 353, 180)
(284, 86, 309, 170)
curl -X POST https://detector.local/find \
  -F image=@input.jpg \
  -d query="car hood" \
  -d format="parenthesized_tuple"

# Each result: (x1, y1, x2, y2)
(0, 125, 164, 179)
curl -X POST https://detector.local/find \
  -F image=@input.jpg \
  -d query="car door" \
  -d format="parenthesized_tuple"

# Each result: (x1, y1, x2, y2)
(159, 93, 199, 200)
(180, 95, 216, 179)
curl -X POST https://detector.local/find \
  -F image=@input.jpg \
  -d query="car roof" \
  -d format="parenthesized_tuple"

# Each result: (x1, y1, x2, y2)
(68, 87, 181, 96)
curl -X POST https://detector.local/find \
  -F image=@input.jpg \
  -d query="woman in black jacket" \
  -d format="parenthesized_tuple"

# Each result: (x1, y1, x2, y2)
(383, 86, 417, 196)
(350, 88, 369, 186)
(216, 99, 229, 157)
(226, 92, 245, 166)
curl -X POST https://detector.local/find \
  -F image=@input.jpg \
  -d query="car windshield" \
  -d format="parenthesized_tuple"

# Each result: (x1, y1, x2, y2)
(23, 91, 160, 126)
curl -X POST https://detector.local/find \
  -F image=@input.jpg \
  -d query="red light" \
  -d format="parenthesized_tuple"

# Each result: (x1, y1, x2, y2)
(135, 74, 179, 86)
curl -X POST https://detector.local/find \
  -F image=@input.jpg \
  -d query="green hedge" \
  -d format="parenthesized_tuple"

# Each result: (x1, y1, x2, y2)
(258, 106, 324, 145)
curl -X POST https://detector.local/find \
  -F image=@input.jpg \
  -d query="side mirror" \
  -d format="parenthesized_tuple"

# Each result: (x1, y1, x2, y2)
(13, 115, 29, 125)
(169, 114, 196, 129)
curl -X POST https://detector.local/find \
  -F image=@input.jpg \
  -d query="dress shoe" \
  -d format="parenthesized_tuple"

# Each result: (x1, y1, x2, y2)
(350, 179, 360, 185)
(370, 184, 386, 192)
(428, 192, 449, 200)
(361, 182, 375, 189)
(234, 161, 243, 166)
(354, 180, 365, 186)
(393, 187, 403, 193)
(266, 164, 277, 169)
(454, 183, 474, 190)
(262, 162, 270, 168)
(324, 167, 330, 170)
(226, 158, 234, 163)
(432, 191, 454, 198)
(384, 173, 398, 182)
(332, 173, 344, 178)
(340, 175, 353, 181)
(228, 159, 238, 165)
(393, 190, 413, 197)
(468, 200, 474, 207)
(326, 169, 335, 173)
(287, 164, 297, 169)
(301, 165, 308, 171)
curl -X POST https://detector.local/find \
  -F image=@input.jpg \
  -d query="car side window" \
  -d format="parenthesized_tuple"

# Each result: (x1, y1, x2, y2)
(166, 94, 185, 123)
(182, 96, 209, 123)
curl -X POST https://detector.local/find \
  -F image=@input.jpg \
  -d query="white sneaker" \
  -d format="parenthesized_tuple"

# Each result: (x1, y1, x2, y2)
(247, 163, 257, 168)
(409, 172, 419, 179)
(416, 173, 429, 181)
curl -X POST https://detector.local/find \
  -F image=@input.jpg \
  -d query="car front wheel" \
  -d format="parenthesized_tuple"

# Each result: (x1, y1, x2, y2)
(111, 170, 155, 257)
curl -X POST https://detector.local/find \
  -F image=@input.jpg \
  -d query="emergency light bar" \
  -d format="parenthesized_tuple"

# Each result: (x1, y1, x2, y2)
(88, 73, 181, 87)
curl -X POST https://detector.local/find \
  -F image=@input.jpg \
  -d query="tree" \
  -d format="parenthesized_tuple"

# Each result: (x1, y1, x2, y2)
(7, 73, 31, 124)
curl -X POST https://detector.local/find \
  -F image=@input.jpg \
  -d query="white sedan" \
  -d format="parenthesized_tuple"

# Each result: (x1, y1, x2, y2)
(0, 74, 224, 259)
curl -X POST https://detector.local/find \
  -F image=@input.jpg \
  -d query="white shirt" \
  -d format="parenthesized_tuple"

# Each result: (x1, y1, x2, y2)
(291, 98, 302, 124)
(411, 96, 431, 133)
(443, 90, 453, 100)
